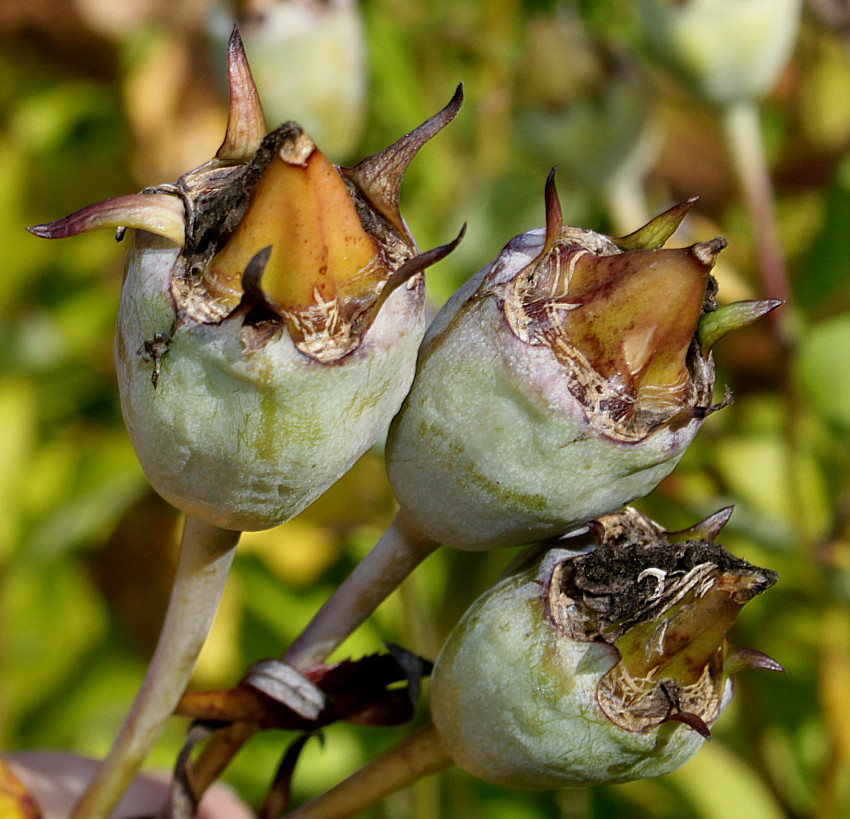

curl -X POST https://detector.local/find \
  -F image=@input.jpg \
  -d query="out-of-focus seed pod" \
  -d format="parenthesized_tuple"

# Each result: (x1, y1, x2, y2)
(30, 29, 463, 532)
(208, 0, 367, 159)
(429, 507, 781, 789)
(386, 173, 781, 549)
(517, 16, 659, 231)
(637, 0, 802, 105)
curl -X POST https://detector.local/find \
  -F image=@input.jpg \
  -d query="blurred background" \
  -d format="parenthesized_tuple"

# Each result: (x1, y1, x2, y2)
(1, 0, 849, 816)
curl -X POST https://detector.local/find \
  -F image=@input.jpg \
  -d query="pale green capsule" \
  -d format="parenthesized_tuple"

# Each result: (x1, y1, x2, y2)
(429, 507, 780, 789)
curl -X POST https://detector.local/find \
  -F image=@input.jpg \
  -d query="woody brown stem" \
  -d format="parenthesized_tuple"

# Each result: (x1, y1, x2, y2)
(284, 723, 451, 819)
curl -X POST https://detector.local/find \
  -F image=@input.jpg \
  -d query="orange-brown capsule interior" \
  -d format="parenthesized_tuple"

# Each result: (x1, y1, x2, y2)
(206, 139, 388, 315)
(611, 569, 756, 687)
(561, 244, 718, 409)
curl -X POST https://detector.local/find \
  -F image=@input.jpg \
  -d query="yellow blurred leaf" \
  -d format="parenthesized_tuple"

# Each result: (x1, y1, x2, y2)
(0, 759, 41, 819)
(800, 32, 850, 152)
(240, 519, 339, 587)
(820, 607, 850, 764)
(714, 435, 830, 543)
(665, 741, 785, 819)
(0, 379, 37, 557)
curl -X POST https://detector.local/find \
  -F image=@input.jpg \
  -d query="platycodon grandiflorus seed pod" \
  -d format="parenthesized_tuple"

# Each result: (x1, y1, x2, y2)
(386, 171, 780, 549)
(429, 506, 781, 788)
(282, 507, 782, 818)
(30, 31, 463, 532)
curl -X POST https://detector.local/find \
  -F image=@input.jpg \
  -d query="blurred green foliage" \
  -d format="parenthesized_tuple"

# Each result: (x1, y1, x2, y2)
(1, 0, 849, 817)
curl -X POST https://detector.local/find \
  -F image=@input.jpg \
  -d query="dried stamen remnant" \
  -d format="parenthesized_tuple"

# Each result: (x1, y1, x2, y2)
(545, 508, 778, 735)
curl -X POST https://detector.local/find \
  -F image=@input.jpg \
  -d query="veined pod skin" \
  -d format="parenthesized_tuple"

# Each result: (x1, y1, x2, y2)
(429, 507, 781, 789)
(387, 175, 778, 550)
(30, 29, 463, 532)
(115, 225, 425, 531)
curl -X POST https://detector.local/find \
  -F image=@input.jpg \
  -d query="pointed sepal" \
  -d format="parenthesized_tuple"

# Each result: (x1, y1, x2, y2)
(217, 26, 267, 162)
(373, 224, 467, 317)
(664, 711, 712, 740)
(615, 198, 698, 251)
(342, 84, 464, 248)
(539, 167, 563, 260)
(27, 193, 186, 246)
(724, 647, 785, 675)
(667, 506, 734, 543)
(698, 299, 783, 356)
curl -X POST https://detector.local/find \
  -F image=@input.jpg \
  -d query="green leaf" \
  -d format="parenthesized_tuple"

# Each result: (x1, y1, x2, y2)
(796, 314, 850, 430)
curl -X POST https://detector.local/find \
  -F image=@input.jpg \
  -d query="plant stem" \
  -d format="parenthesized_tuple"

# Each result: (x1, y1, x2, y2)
(284, 507, 438, 669)
(720, 100, 794, 347)
(284, 723, 451, 819)
(185, 508, 439, 797)
(69, 515, 239, 819)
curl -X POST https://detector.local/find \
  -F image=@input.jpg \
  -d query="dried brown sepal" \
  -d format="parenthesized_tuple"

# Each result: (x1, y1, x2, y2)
(216, 26, 266, 163)
(544, 507, 777, 736)
(724, 647, 785, 675)
(373, 223, 467, 318)
(175, 651, 431, 732)
(540, 167, 563, 259)
(27, 193, 185, 246)
(667, 506, 734, 543)
(614, 197, 698, 251)
(664, 711, 712, 740)
(342, 84, 464, 248)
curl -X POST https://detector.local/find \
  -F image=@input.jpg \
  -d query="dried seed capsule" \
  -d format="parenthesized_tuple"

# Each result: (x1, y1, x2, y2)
(429, 507, 780, 789)
(29, 29, 463, 532)
(386, 173, 778, 549)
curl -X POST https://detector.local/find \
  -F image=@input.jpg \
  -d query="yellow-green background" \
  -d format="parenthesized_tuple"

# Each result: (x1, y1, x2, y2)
(1, 0, 849, 816)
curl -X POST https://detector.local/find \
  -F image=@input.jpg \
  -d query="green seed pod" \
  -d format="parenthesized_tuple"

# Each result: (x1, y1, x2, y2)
(429, 507, 781, 789)
(28, 29, 463, 531)
(386, 174, 779, 549)
(637, 0, 802, 105)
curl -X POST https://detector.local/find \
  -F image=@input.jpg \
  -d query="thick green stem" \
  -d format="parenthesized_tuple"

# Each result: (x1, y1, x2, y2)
(184, 508, 439, 798)
(69, 516, 239, 819)
(285, 723, 451, 819)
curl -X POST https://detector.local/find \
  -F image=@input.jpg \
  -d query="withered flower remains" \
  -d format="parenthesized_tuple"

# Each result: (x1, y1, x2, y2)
(429, 507, 781, 789)
(29, 29, 463, 531)
(387, 172, 779, 549)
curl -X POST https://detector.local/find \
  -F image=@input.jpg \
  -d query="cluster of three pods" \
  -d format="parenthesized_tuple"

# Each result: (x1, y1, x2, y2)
(30, 29, 782, 817)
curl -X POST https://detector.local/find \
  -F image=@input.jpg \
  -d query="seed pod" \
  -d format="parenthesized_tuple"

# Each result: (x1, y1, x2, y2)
(29, 29, 463, 532)
(637, 0, 802, 105)
(429, 507, 781, 789)
(386, 173, 779, 549)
